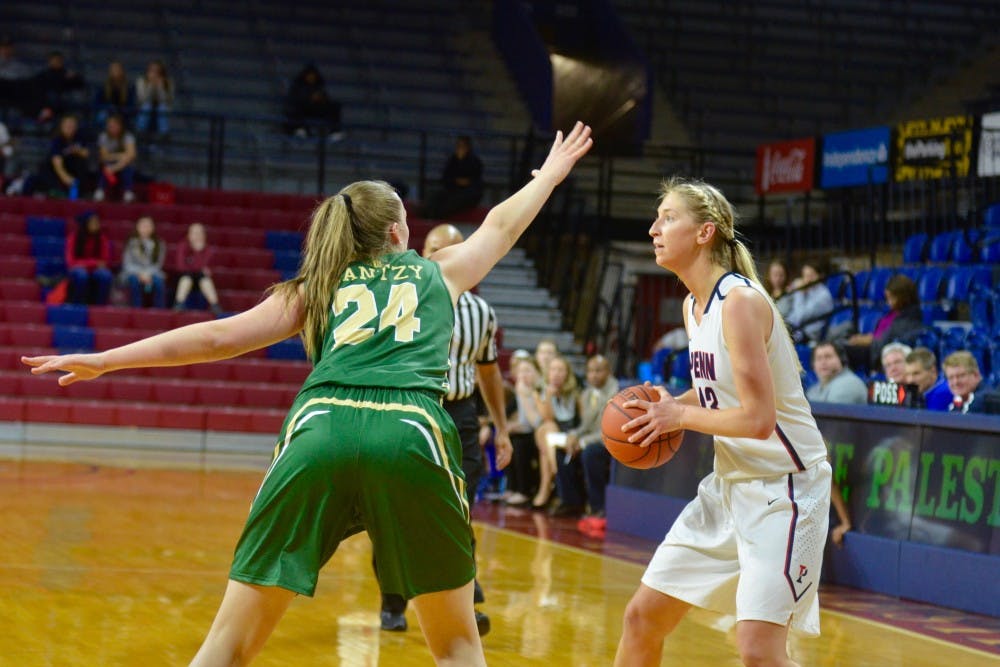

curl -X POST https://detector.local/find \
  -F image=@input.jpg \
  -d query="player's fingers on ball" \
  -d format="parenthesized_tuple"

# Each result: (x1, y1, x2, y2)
(653, 385, 669, 399)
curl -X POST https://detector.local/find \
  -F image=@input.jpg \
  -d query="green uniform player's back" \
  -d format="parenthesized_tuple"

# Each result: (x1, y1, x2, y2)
(300, 249, 454, 395)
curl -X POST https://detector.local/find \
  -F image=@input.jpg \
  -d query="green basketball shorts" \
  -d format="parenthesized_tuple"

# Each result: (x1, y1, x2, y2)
(230, 384, 475, 599)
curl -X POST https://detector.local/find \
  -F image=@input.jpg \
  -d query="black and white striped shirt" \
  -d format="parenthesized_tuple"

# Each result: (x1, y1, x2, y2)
(446, 291, 498, 402)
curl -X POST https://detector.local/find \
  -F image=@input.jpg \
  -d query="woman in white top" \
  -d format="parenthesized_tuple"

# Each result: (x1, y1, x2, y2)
(614, 177, 831, 667)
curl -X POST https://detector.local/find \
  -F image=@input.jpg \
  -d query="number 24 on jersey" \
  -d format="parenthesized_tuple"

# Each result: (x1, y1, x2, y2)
(331, 283, 421, 349)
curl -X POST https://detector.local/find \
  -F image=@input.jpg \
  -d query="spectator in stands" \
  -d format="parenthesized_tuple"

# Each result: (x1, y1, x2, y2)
(0, 36, 33, 117)
(94, 113, 136, 203)
(785, 257, 834, 344)
(283, 63, 342, 138)
(879, 342, 912, 384)
(32, 114, 89, 198)
(571, 354, 619, 536)
(65, 211, 113, 306)
(942, 351, 988, 413)
(421, 136, 485, 220)
(0, 36, 31, 81)
(847, 274, 923, 374)
(32, 51, 86, 124)
(764, 258, 792, 318)
(806, 340, 867, 404)
(173, 222, 223, 316)
(93, 61, 135, 127)
(534, 338, 558, 384)
(120, 215, 166, 308)
(504, 356, 544, 507)
(135, 60, 173, 138)
(903, 347, 951, 410)
(532, 355, 582, 514)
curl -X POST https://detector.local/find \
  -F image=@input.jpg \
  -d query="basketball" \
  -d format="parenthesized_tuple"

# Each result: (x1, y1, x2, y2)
(601, 384, 684, 469)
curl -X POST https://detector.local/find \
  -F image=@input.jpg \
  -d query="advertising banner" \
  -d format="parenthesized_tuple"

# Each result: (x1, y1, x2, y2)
(819, 126, 890, 188)
(977, 111, 1000, 177)
(755, 138, 816, 195)
(894, 115, 973, 182)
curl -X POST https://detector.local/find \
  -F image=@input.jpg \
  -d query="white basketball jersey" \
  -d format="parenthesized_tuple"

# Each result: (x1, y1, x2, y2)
(685, 272, 827, 479)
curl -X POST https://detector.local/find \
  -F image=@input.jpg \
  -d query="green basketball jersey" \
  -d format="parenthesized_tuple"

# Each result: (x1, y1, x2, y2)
(300, 249, 454, 395)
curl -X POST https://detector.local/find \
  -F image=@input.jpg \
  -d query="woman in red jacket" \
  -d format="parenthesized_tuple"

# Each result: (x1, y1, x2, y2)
(65, 211, 113, 304)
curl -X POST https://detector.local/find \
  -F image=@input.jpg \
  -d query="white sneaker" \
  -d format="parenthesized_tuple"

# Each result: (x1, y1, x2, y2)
(93, 188, 105, 202)
(123, 190, 135, 202)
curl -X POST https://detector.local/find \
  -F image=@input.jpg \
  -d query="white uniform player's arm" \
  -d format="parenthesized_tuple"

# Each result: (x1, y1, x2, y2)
(23, 291, 306, 385)
(625, 287, 777, 445)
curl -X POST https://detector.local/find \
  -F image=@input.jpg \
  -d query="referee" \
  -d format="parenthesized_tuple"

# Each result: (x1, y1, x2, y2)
(377, 223, 512, 636)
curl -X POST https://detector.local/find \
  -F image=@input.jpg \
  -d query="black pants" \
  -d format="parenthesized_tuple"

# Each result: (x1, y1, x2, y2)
(379, 397, 485, 613)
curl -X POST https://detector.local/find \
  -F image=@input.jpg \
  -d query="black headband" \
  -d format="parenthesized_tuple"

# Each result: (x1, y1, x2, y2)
(340, 193, 357, 227)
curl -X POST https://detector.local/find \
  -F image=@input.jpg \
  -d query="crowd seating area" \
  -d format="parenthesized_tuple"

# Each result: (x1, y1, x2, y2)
(0, 189, 440, 434)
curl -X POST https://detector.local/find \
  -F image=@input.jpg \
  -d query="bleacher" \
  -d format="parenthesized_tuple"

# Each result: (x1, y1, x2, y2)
(0, 190, 443, 434)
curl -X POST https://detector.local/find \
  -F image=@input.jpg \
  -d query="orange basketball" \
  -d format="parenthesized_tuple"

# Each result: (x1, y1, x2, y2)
(601, 384, 684, 469)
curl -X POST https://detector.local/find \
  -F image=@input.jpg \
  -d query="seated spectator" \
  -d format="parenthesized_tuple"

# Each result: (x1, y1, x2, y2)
(942, 351, 988, 413)
(0, 36, 33, 116)
(904, 347, 951, 411)
(534, 338, 558, 384)
(569, 355, 619, 535)
(135, 60, 173, 137)
(764, 258, 793, 319)
(421, 136, 485, 220)
(173, 222, 222, 316)
(879, 342, 912, 384)
(93, 61, 135, 127)
(532, 355, 582, 514)
(65, 211, 113, 305)
(94, 113, 136, 202)
(504, 357, 544, 507)
(31, 114, 89, 198)
(120, 215, 166, 308)
(284, 63, 341, 138)
(32, 51, 86, 123)
(785, 257, 834, 344)
(806, 341, 867, 404)
(847, 274, 923, 374)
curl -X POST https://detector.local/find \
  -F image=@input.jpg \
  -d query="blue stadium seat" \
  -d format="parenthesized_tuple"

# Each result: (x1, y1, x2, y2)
(951, 234, 978, 263)
(984, 203, 1000, 229)
(826, 307, 854, 332)
(265, 231, 304, 252)
(981, 237, 1000, 264)
(921, 304, 947, 325)
(46, 304, 89, 327)
(669, 351, 691, 389)
(35, 256, 67, 276)
(26, 216, 66, 237)
(927, 231, 958, 263)
(272, 250, 301, 272)
(826, 274, 849, 301)
(31, 236, 65, 258)
(969, 292, 993, 329)
(897, 266, 921, 283)
(852, 270, 871, 299)
(795, 344, 812, 369)
(267, 337, 306, 360)
(52, 325, 95, 351)
(917, 267, 946, 303)
(912, 327, 940, 352)
(865, 268, 893, 303)
(902, 233, 928, 264)
(943, 266, 991, 304)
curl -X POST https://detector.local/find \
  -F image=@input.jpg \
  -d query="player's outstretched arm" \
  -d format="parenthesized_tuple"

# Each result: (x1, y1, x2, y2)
(22, 291, 306, 385)
(434, 122, 592, 299)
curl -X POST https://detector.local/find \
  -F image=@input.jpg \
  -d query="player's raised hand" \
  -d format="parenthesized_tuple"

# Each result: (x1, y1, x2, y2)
(21, 353, 106, 386)
(531, 121, 593, 184)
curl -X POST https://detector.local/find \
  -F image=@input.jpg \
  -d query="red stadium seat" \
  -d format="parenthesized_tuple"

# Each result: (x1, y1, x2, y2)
(114, 401, 160, 428)
(24, 397, 72, 423)
(187, 362, 233, 382)
(138, 309, 176, 331)
(107, 377, 154, 402)
(208, 190, 248, 208)
(174, 186, 210, 207)
(195, 381, 234, 406)
(217, 228, 265, 248)
(0, 395, 24, 421)
(0, 214, 27, 233)
(272, 362, 311, 385)
(69, 400, 117, 426)
(148, 365, 188, 380)
(156, 405, 206, 430)
(172, 310, 214, 328)
(0, 257, 37, 280)
(94, 329, 142, 350)
(0, 279, 41, 301)
(0, 234, 32, 255)
(20, 374, 63, 398)
(205, 407, 255, 432)
(252, 410, 286, 434)
(3, 323, 51, 347)
(63, 379, 110, 401)
(88, 307, 133, 329)
(220, 290, 263, 312)
(152, 380, 198, 404)
(238, 384, 283, 408)
(210, 267, 242, 290)
(231, 360, 275, 383)
(0, 198, 25, 214)
(241, 270, 280, 292)
(4, 302, 47, 325)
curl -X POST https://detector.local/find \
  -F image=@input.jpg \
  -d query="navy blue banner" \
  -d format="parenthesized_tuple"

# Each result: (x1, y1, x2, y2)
(820, 126, 891, 188)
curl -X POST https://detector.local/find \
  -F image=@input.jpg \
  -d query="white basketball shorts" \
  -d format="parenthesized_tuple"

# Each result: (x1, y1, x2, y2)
(641, 461, 832, 636)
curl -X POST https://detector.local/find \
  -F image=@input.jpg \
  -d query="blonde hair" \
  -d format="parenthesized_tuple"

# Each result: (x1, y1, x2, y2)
(659, 176, 762, 285)
(546, 355, 579, 399)
(942, 351, 980, 375)
(270, 180, 403, 360)
(660, 176, 801, 370)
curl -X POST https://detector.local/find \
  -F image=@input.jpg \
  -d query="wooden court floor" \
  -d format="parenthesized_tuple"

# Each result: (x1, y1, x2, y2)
(1, 454, 998, 666)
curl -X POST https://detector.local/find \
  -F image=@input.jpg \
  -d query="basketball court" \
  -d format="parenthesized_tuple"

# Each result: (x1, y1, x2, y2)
(2, 447, 998, 666)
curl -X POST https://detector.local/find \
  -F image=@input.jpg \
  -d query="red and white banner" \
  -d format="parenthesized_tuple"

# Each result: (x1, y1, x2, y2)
(755, 138, 816, 195)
